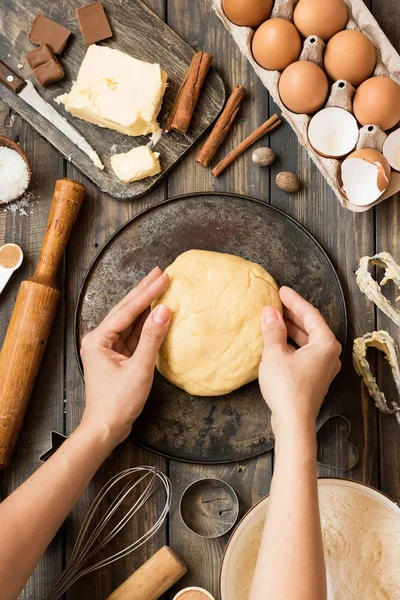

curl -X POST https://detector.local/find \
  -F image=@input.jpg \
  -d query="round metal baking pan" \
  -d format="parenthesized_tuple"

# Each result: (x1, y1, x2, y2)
(75, 192, 347, 464)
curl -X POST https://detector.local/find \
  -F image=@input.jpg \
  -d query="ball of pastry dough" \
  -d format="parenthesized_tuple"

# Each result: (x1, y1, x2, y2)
(153, 250, 282, 396)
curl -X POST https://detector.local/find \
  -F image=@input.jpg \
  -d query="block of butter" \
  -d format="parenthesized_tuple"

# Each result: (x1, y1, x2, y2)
(56, 45, 168, 138)
(111, 146, 161, 183)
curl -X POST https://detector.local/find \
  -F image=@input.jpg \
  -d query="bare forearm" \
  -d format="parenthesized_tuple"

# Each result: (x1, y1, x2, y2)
(250, 419, 326, 600)
(0, 422, 114, 600)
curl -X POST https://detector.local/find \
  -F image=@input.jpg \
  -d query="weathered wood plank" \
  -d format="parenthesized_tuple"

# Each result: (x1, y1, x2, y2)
(167, 1, 273, 597)
(0, 102, 65, 597)
(0, 0, 225, 199)
(372, 0, 400, 504)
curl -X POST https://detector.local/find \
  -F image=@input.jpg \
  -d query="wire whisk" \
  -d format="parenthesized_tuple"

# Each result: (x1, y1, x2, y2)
(44, 466, 172, 600)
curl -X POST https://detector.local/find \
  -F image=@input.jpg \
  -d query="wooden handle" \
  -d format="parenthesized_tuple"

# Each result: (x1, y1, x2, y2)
(0, 60, 26, 93)
(31, 178, 85, 287)
(0, 178, 85, 469)
(106, 546, 187, 600)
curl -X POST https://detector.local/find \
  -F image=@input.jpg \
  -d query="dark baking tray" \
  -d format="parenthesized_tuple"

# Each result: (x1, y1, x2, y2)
(75, 193, 347, 463)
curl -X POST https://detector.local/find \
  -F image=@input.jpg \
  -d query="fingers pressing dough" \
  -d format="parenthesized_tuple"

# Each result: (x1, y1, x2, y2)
(152, 250, 282, 396)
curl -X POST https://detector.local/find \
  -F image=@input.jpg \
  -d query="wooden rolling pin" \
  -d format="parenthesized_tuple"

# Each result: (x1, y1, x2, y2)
(106, 546, 187, 600)
(0, 178, 85, 469)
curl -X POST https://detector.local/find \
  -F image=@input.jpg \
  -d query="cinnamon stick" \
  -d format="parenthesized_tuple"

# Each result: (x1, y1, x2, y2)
(166, 50, 213, 134)
(196, 84, 246, 167)
(211, 115, 282, 177)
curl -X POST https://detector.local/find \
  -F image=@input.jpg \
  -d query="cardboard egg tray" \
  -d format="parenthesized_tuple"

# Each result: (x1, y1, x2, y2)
(213, 0, 400, 212)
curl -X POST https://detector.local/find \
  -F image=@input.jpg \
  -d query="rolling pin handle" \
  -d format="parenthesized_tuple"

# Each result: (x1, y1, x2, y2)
(31, 178, 85, 287)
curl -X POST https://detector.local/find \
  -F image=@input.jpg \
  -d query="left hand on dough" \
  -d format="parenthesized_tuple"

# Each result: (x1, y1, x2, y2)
(80, 267, 171, 447)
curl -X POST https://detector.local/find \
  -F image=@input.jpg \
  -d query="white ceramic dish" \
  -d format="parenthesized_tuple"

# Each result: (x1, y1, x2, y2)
(220, 478, 400, 600)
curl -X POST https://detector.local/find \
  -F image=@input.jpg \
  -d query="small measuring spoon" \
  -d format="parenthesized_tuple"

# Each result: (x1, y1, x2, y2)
(0, 243, 23, 294)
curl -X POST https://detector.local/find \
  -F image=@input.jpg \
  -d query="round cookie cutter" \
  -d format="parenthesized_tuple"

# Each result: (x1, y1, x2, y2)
(180, 478, 239, 539)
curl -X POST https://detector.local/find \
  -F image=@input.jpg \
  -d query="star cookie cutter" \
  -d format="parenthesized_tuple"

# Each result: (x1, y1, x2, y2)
(353, 330, 400, 429)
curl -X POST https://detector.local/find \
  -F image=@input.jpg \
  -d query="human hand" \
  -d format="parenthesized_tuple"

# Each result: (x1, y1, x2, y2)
(80, 267, 171, 447)
(259, 286, 342, 435)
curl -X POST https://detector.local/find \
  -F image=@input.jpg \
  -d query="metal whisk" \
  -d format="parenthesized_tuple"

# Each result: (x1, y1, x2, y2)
(45, 466, 172, 600)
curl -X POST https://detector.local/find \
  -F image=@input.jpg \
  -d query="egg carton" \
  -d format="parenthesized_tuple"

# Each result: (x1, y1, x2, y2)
(213, 0, 400, 212)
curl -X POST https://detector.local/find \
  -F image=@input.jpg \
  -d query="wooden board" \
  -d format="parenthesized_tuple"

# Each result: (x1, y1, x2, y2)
(0, 0, 225, 200)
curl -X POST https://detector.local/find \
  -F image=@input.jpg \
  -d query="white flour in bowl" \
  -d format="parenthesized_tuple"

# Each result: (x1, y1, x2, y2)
(233, 485, 400, 600)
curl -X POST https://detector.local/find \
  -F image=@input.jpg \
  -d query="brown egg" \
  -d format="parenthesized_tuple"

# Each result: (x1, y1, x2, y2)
(324, 30, 376, 87)
(279, 61, 329, 114)
(252, 18, 302, 72)
(222, 0, 273, 28)
(293, 0, 348, 42)
(353, 77, 400, 131)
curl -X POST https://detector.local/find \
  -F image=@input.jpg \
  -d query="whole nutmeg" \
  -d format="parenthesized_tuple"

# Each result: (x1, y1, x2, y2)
(252, 147, 276, 167)
(276, 172, 301, 193)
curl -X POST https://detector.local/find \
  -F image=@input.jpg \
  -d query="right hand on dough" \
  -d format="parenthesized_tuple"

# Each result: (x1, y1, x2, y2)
(259, 286, 342, 436)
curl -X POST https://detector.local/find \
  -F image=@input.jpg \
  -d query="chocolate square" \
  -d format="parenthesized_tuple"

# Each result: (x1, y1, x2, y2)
(76, 2, 113, 45)
(27, 44, 56, 69)
(28, 14, 72, 54)
(26, 44, 64, 87)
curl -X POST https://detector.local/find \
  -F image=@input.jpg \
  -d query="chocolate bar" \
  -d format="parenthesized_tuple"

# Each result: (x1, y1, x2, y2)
(28, 14, 71, 54)
(26, 44, 64, 87)
(76, 2, 113, 45)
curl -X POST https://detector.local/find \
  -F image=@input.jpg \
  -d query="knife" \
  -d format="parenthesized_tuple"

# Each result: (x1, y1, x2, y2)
(0, 60, 104, 170)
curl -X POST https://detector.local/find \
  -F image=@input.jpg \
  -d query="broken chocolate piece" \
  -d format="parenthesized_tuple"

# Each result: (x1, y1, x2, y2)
(27, 44, 57, 69)
(26, 44, 64, 87)
(76, 2, 112, 45)
(28, 14, 72, 54)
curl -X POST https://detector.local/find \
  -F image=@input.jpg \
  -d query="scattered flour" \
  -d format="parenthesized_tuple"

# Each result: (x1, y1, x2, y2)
(3, 191, 39, 216)
(233, 485, 400, 600)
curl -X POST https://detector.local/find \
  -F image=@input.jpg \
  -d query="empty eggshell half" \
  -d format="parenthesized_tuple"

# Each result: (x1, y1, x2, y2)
(341, 149, 391, 206)
(308, 107, 359, 158)
(383, 129, 400, 171)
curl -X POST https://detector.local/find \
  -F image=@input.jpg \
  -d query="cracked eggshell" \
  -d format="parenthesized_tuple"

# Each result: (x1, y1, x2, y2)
(341, 149, 391, 206)
(222, 0, 273, 28)
(383, 129, 400, 171)
(252, 18, 302, 72)
(308, 107, 359, 158)
(293, 0, 348, 42)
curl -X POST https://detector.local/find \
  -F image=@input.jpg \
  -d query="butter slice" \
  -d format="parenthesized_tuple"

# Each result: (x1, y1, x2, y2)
(111, 146, 161, 183)
(56, 45, 167, 137)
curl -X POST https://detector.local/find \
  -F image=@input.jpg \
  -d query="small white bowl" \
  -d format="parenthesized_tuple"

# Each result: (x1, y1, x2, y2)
(0, 243, 23, 295)
(173, 586, 215, 600)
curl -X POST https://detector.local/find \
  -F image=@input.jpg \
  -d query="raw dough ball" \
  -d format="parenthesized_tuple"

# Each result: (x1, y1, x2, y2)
(153, 250, 282, 396)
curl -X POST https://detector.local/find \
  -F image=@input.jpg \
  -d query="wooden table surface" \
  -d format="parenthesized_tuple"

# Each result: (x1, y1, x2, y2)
(0, 1, 399, 598)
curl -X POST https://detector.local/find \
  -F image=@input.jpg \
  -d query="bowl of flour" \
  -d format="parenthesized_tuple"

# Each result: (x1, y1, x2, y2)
(220, 479, 400, 600)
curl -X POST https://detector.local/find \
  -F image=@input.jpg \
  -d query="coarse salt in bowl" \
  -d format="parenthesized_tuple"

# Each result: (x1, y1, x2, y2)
(0, 137, 31, 203)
